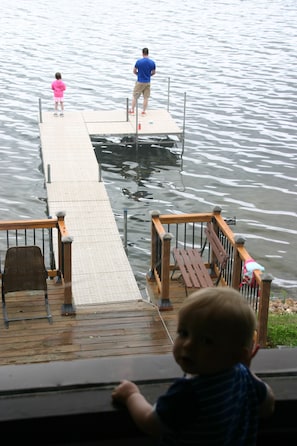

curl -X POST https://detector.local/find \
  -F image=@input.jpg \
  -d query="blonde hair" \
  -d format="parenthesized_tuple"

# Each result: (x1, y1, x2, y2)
(179, 287, 257, 350)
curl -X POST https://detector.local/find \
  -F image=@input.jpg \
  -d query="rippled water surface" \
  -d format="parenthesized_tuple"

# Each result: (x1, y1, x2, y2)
(1, 0, 296, 297)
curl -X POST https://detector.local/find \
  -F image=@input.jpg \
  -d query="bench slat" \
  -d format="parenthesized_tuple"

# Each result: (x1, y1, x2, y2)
(172, 248, 214, 289)
(186, 249, 214, 288)
(172, 222, 229, 294)
(172, 248, 194, 288)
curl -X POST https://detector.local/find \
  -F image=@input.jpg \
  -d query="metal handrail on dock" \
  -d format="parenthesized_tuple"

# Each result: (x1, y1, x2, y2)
(38, 77, 186, 152)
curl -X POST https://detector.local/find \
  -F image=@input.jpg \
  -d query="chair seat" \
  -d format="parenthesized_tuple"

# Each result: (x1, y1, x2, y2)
(1, 246, 52, 328)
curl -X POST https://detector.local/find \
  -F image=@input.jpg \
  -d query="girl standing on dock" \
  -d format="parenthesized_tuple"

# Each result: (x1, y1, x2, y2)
(51, 72, 66, 117)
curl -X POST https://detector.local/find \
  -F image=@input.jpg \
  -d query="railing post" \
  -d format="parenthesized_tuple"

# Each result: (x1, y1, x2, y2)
(212, 205, 222, 218)
(212, 207, 221, 236)
(233, 235, 246, 289)
(61, 235, 75, 316)
(158, 232, 173, 311)
(55, 211, 75, 316)
(57, 218, 63, 281)
(56, 211, 66, 279)
(48, 216, 56, 271)
(257, 273, 273, 347)
(147, 210, 160, 280)
(211, 206, 222, 267)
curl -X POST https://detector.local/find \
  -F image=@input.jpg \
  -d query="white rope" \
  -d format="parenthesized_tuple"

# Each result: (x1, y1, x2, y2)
(142, 299, 174, 345)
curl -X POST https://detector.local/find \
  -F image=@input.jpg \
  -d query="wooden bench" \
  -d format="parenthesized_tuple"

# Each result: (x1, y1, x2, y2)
(172, 222, 229, 295)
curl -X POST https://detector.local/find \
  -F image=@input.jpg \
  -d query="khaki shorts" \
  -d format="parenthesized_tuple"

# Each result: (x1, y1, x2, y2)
(133, 82, 151, 99)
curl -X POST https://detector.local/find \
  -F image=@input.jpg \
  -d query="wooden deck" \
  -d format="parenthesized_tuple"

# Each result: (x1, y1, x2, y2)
(0, 277, 187, 367)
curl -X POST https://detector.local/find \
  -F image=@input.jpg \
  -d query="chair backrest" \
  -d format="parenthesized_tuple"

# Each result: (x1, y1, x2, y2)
(205, 223, 229, 269)
(3, 246, 48, 293)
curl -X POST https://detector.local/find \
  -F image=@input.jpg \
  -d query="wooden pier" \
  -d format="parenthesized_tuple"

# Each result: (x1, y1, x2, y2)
(38, 108, 183, 307)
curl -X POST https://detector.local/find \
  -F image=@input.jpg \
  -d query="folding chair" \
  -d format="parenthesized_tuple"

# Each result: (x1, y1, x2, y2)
(1, 245, 52, 328)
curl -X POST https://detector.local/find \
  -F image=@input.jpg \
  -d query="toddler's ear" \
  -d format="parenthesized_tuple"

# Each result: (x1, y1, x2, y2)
(240, 343, 260, 368)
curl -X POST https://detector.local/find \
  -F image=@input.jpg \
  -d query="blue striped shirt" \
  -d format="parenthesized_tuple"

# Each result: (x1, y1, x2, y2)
(155, 364, 267, 446)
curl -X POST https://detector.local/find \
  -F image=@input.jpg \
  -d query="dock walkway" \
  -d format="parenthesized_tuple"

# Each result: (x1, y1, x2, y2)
(39, 109, 182, 307)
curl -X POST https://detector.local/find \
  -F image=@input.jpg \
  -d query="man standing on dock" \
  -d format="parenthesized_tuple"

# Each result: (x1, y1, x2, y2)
(129, 48, 156, 116)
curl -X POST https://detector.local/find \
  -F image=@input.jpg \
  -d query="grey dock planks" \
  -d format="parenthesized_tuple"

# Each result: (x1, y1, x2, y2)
(38, 109, 182, 306)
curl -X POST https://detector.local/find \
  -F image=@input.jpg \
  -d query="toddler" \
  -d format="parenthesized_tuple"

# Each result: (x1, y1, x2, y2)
(112, 287, 275, 445)
(51, 72, 66, 117)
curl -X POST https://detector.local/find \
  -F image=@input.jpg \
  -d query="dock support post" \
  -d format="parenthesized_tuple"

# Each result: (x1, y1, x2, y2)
(39, 98, 43, 123)
(167, 77, 170, 112)
(123, 208, 128, 253)
(135, 100, 139, 151)
(47, 164, 51, 183)
(98, 163, 102, 182)
(181, 92, 186, 155)
(126, 98, 129, 121)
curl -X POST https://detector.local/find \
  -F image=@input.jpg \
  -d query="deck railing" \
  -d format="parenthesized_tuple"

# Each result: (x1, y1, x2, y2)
(0, 212, 75, 315)
(148, 207, 273, 347)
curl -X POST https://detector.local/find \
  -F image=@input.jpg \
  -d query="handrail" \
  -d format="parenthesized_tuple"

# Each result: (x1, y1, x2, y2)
(0, 218, 58, 230)
(149, 207, 272, 347)
(0, 212, 75, 316)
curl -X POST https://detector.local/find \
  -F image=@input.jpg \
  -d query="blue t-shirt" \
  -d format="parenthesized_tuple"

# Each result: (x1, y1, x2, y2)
(155, 364, 267, 446)
(135, 57, 156, 83)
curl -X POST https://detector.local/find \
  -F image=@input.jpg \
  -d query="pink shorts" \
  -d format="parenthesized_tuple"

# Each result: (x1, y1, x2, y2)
(54, 96, 64, 103)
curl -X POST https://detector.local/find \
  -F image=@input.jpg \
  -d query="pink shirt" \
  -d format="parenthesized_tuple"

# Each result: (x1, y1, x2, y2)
(51, 79, 66, 98)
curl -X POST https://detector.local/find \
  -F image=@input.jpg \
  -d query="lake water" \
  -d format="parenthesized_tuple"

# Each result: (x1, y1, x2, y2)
(1, 0, 296, 298)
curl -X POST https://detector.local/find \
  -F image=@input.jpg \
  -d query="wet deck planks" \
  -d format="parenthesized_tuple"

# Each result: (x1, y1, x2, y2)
(0, 279, 183, 366)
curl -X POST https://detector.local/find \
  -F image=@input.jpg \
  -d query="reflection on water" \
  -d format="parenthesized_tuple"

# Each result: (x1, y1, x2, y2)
(94, 142, 181, 184)
(0, 0, 296, 298)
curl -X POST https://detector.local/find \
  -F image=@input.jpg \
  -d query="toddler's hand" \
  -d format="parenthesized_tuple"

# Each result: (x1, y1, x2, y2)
(112, 380, 140, 405)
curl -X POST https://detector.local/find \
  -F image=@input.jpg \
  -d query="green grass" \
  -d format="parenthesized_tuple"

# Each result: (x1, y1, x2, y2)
(267, 313, 297, 348)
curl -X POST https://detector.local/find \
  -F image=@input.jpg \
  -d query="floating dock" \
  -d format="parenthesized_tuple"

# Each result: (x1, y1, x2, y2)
(38, 108, 183, 306)
(84, 109, 183, 139)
